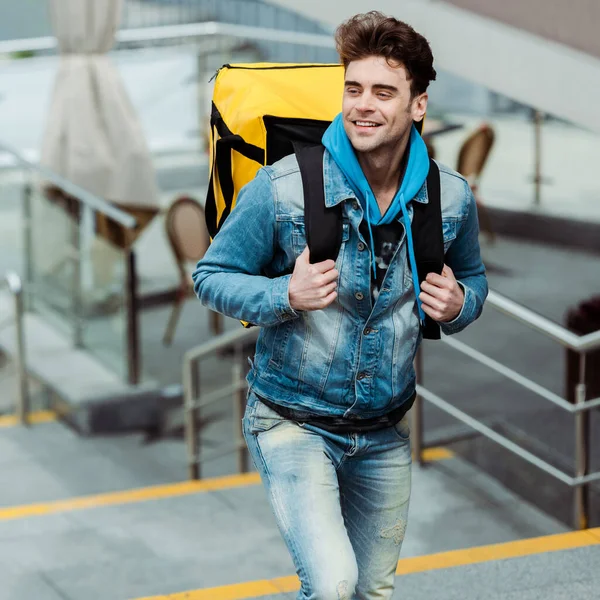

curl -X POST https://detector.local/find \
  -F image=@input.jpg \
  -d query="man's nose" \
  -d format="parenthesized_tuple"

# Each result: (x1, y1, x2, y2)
(356, 92, 375, 112)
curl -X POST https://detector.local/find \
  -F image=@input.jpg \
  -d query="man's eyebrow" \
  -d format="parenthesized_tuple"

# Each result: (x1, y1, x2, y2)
(344, 80, 399, 93)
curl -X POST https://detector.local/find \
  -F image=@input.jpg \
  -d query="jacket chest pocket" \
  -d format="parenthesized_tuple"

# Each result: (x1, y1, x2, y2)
(442, 217, 464, 253)
(291, 220, 350, 260)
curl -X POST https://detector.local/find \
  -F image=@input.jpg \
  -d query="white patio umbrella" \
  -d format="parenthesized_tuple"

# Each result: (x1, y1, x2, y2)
(40, 0, 160, 291)
(41, 0, 159, 210)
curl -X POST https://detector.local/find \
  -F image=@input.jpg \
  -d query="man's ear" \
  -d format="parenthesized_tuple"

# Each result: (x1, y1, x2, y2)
(412, 93, 428, 123)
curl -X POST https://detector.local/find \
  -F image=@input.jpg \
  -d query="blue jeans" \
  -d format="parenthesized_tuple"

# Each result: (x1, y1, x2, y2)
(243, 391, 412, 600)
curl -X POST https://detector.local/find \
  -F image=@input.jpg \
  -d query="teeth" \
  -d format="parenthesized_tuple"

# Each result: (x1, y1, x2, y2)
(356, 121, 379, 127)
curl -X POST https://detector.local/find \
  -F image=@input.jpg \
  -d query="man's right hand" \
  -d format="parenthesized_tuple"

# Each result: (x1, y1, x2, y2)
(288, 246, 339, 311)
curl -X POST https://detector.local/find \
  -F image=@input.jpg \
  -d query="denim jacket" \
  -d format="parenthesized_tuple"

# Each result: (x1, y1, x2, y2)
(193, 151, 488, 419)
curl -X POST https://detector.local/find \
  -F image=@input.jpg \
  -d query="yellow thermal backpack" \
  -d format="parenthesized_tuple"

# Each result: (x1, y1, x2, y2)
(205, 62, 346, 238)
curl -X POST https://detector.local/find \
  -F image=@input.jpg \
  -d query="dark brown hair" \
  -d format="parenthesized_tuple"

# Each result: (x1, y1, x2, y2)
(335, 11, 437, 97)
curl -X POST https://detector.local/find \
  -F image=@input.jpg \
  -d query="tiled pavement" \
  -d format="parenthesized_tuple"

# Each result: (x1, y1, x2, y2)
(0, 415, 579, 600)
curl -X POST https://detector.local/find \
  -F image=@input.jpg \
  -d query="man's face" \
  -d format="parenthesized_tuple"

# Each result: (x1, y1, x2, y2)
(342, 55, 427, 156)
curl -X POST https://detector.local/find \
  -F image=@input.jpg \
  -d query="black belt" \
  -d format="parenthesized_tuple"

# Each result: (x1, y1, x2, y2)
(257, 392, 416, 434)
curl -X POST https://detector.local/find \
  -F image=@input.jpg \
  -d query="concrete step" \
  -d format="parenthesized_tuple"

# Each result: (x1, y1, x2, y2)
(0, 419, 575, 600)
(0, 289, 165, 435)
(488, 204, 600, 254)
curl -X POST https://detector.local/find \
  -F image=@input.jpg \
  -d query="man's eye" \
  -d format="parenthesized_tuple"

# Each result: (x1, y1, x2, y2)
(378, 93, 391, 99)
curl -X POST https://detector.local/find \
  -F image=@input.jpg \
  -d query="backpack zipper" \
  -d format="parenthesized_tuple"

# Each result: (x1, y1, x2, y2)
(210, 63, 339, 81)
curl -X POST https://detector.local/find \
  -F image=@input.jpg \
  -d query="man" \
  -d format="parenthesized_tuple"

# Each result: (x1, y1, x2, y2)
(193, 11, 487, 600)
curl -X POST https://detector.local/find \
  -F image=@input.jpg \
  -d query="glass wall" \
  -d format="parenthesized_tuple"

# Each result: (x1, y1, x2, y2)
(122, 0, 338, 63)
(0, 150, 138, 384)
(425, 69, 600, 222)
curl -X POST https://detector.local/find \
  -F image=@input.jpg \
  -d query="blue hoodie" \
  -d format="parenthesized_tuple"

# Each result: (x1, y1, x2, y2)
(322, 113, 430, 324)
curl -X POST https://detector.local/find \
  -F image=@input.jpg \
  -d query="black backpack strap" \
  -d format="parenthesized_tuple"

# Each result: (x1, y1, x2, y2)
(205, 102, 265, 238)
(412, 158, 444, 340)
(294, 143, 343, 264)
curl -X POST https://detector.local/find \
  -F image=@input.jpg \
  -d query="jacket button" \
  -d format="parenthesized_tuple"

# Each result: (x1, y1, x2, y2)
(357, 242, 365, 251)
(357, 372, 367, 380)
(363, 327, 373, 335)
(355, 292, 364, 301)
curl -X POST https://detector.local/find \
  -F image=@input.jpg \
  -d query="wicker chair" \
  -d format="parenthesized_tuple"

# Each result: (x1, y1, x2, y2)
(456, 124, 496, 243)
(162, 195, 221, 346)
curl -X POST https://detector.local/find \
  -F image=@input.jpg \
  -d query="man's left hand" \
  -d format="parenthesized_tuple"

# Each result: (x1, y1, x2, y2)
(419, 265, 464, 323)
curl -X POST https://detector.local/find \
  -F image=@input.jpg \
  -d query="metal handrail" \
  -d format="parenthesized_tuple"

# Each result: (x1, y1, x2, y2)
(184, 325, 259, 479)
(417, 386, 579, 487)
(487, 290, 600, 352)
(1, 272, 29, 424)
(0, 21, 335, 56)
(184, 325, 259, 364)
(3, 272, 22, 296)
(0, 141, 136, 229)
(183, 288, 600, 530)
(441, 336, 600, 413)
(414, 288, 600, 531)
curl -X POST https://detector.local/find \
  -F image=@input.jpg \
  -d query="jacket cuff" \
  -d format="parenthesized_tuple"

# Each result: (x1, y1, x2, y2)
(439, 281, 472, 335)
(272, 274, 300, 323)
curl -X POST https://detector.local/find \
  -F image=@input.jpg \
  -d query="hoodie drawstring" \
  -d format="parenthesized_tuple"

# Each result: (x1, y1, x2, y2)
(365, 190, 377, 278)
(399, 195, 425, 325)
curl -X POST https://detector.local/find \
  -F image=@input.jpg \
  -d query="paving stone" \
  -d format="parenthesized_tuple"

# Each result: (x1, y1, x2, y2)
(390, 546, 600, 600)
(0, 574, 68, 600)
(488, 580, 598, 600)
(0, 461, 71, 507)
(43, 554, 277, 600)
(0, 512, 78, 541)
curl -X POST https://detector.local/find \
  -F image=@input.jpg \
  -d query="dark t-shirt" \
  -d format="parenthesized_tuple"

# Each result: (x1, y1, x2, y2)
(360, 220, 405, 304)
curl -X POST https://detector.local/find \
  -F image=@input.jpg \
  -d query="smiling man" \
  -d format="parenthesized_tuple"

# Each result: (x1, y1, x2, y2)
(194, 11, 487, 600)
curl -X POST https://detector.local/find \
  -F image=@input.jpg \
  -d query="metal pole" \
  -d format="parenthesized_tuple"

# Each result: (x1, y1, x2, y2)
(184, 357, 201, 480)
(233, 344, 249, 474)
(574, 352, 590, 530)
(413, 346, 424, 466)
(533, 110, 543, 206)
(125, 249, 140, 385)
(22, 181, 33, 302)
(210, 311, 222, 336)
(197, 49, 208, 154)
(71, 212, 83, 348)
(12, 282, 29, 425)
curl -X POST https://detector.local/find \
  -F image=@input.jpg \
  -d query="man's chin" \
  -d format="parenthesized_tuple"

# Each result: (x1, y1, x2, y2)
(348, 137, 379, 154)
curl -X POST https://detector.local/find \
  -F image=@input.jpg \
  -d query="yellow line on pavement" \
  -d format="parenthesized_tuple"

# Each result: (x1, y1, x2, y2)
(132, 528, 600, 600)
(0, 472, 261, 521)
(589, 528, 600, 543)
(0, 410, 56, 428)
(395, 528, 600, 575)
(420, 447, 454, 461)
(0, 446, 451, 522)
(135, 576, 300, 600)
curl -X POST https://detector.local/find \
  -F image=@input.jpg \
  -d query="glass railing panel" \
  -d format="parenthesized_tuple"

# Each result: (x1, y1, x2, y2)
(78, 219, 129, 380)
(27, 181, 80, 340)
(26, 178, 131, 381)
(0, 164, 26, 278)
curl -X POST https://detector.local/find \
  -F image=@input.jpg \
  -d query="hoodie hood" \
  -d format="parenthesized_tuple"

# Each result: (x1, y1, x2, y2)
(322, 113, 430, 225)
